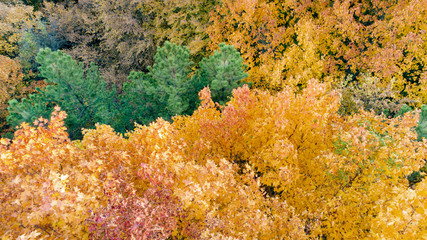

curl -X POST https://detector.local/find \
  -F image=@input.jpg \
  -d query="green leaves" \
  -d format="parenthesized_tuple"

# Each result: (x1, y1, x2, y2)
(8, 48, 117, 139)
(199, 43, 249, 104)
(122, 41, 248, 127)
(8, 43, 248, 139)
(7, 93, 50, 128)
(416, 105, 427, 141)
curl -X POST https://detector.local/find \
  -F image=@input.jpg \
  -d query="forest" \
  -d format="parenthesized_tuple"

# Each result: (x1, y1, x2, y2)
(1, 0, 427, 239)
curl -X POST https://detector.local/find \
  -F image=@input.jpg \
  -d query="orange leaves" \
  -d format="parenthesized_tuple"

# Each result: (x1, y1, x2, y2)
(1, 108, 108, 239)
(2, 80, 427, 238)
(174, 81, 340, 226)
(370, 177, 427, 239)
(207, 0, 289, 89)
(209, 0, 427, 105)
(174, 79, 427, 238)
(88, 164, 181, 240)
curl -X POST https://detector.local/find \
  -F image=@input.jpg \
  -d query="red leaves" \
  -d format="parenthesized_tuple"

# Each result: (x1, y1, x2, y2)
(88, 165, 181, 240)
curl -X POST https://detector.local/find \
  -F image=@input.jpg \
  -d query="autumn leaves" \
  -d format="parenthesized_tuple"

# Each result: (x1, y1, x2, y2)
(2, 80, 427, 238)
(1, 0, 427, 239)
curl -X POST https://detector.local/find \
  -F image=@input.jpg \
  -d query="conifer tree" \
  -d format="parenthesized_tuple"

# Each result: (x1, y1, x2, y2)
(198, 43, 248, 104)
(7, 43, 248, 138)
(121, 42, 194, 129)
(7, 48, 117, 139)
(148, 41, 194, 117)
(122, 41, 248, 127)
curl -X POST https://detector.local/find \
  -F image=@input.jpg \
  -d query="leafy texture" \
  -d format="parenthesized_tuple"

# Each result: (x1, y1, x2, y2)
(120, 41, 248, 131)
(0, 2, 38, 58)
(2, 80, 427, 238)
(141, 0, 219, 62)
(41, 0, 157, 87)
(8, 43, 247, 138)
(208, 0, 427, 105)
(7, 48, 117, 139)
(0, 56, 24, 135)
(173, 80, 425, 238)
(0, 56, 45, 137)
(337, 74, 412, 116)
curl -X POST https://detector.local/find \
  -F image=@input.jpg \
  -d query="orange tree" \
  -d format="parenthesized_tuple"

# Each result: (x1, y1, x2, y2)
(173, 80, 426, 238)
(208, 0, 427, 105)
(1, 80, 426, 239)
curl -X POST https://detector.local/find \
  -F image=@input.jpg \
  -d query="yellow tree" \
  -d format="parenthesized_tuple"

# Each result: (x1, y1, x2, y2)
(141, 0, 219, 62)
(208, 0, 427, 105)
(0, 2, 39, 57)
(2, 81, 426, 239)
(173, 80, 425, 238)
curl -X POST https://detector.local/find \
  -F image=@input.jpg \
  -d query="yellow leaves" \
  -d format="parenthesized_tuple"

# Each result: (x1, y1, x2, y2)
(15, 231, 41, 240)
(370, 178, 427, 239)
(282, 18, 327, 87)
(208, 0, 289, 89)
(1, 79, 427, 238)
(209, 0, 427, 107)
(170, 159, 305, 239)
(0, 109, 105, 239)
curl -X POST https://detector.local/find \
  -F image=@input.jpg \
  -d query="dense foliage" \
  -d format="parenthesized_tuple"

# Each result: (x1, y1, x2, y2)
(2, 81, 427, 239)
(208, 0, 427, 100)
(2, 0, 427, 239)
(7, 42, 247, 138)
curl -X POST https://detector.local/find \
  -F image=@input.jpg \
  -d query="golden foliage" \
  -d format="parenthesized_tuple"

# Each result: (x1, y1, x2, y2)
(1, 80, 426, 239)
(173, 80, 425, 238)
(0, 55, 46, 136)
(0, 2, 39, 57)
(208, 0, 427, 104)
(0, 56, 23, 135)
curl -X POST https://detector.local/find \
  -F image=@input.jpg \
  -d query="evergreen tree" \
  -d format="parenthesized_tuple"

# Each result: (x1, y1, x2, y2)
(122, 42, 249, 128)
(198, 43, 248, 104)
(148, 41, 194, 117)
(7, 43, 248, 139)
(7, 48, 117, 139)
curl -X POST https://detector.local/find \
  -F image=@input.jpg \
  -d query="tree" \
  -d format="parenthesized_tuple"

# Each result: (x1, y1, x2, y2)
(0, 108, 104, 239)
(141, 0, 219, 62)
(207, 0, 292, 89)
(337, 74, 413, 116)
(7, 48, 117, 139)
(7, 43, 248, 138)
(0, 2, 39, 58)
(40, 0, 222, 89)
(173, 80, 425, 238)
(0, 56, 45, 137)
(41, 0, 157, 88)
(121, 41, 248, 129)
(2, 80, 427, 239)
(198, 43, 249, 104)
(0, 56, 24, 135)
(18, 18, 67, 74)
(120, 42, 194, 131)
(208, 0, 427, 105)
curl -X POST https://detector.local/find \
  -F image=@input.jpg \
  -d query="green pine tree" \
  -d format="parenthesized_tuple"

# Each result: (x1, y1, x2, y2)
(198, 43, 248, 104)
(7, 48, 117, 139)
(122, 42, 249, 128)
(148, 41, 194, 117)
(7, 43, 249, 139)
